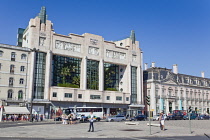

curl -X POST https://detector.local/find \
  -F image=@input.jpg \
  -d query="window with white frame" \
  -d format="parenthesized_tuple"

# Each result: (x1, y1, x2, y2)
(64, 93, 72, 98)
(116, 96, 122, 101)
(0, 50, 3, 57)
(20, 66, 25, 72)
(11, 52, 16, 61)
(21, 54, 27, 60)
(19, 78, 24, 84)
(52, 92, 57, 97)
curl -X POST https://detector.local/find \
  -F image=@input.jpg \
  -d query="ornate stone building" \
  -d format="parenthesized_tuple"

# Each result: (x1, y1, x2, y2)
(144, 62, 210, 116)
(0, 7, 144, 118)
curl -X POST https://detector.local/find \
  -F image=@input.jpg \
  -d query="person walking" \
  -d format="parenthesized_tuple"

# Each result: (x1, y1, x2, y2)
(88, 111, 94, 132)
(159, 112, 165, 131)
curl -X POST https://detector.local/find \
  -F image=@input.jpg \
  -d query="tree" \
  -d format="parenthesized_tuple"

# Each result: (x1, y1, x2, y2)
(60, 67, 70, 84)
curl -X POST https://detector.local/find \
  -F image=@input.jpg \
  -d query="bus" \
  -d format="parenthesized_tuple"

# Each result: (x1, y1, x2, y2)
(63, 107, 104, 118)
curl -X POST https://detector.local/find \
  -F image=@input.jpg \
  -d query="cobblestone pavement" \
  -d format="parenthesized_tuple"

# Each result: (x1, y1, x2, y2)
(0, 120, 209, 138)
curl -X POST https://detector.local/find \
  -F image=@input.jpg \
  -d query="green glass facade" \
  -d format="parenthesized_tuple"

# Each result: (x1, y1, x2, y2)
(52, 55, 81, 87)
(87, 59, 99, 90)
(131, 66, 137, 103)
(34, 52, 46, 99)
(104, 63, 119, 91)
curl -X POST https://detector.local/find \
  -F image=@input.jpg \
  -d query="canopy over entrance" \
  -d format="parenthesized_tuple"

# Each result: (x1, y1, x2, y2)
(4, 107, 30, 114)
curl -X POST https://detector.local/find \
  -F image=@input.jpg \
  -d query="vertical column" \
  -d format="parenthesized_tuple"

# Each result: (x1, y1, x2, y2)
(166, 99, 169, 114)
(44, 50, 52, 99)
(99, 59, 104, 91)
(137, 64, 142, 104)
(172, 101, 176, 110)
(28, 51, 36, 101)
(81, 56, 87, 90)
(178, 87, 182, 110)
(150, 71, 156, 115)
(159, 85, 164, 112)
(184, 89, 187, 110)
(127, 63, 131, 102)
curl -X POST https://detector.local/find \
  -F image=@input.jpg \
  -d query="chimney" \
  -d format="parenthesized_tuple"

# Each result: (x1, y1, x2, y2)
(201, 71, 205, 78)
(173, 64, 178, 74)
(144, 63, 148, 70)
(151, 62, 155, 68)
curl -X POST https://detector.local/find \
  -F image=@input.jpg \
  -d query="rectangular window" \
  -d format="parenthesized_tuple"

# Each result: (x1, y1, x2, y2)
(64, 93, 72, 98)
(126, 97, 129, 101)
(0, 63, 1, 70)
(9, 77, 14, 86)
(131, 66, 137, 104)
(33, 52, 46, 99)
(106, 96, 110, 100)
(52, 92, 57, 97)
(52, 55, 81, 87)
(0, 51, 3, 57)
(10, 65, 15, 73)
(19, 78, 24, 84)
(90, 95, 101, 99)
(104, 63, 119, 91)
(11, 52, 16, 61)
(116, 96, 122, 101)
(87, 59, 99, 90)
(20, 66, 25, 72)
(78, 94, 82, 99)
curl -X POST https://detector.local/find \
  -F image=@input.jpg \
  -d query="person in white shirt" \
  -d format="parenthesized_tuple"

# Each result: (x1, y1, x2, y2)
(88, 111, 94, 132)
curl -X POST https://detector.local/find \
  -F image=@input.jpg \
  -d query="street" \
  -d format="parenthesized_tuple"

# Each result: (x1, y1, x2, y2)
(0, 120, 210, 139)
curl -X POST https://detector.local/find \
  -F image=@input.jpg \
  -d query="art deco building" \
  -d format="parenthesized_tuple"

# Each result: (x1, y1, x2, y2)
(143, 62, 210, 116)
(0, 7, 144, 118)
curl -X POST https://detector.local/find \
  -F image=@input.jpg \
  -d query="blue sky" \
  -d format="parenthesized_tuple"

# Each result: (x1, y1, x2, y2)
(0, 0, 210, 78)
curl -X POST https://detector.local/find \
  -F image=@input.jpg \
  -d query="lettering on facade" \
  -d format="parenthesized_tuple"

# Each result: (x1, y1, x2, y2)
(90, 39, 98, 45)
(39, 37, 46, 46)
(132, 55, 137, 61)
(88, 46, 99, 55)
(106, 50, 126, 60)
(40, 32, 46, 37)
(55, 40, 81, 52)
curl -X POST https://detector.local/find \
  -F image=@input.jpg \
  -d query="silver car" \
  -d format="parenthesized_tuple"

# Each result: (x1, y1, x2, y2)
(107, 115, 126, 122)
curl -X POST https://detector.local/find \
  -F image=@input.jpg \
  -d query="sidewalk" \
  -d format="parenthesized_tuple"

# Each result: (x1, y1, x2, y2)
(0, 120, 209, 138)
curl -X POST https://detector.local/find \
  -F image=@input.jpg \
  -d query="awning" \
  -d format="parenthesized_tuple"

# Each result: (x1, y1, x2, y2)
(129, 104, 145, 108)
(4, 107, 30, 114)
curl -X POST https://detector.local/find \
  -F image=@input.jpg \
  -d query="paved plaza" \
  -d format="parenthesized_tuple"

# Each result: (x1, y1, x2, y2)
(0, 120, 210, 139)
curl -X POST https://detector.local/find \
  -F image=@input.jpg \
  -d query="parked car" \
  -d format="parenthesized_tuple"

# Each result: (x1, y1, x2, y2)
(153, 114, 160, 121)
(197, 114, 210, 120)
(54, 117, 62, 121)
(130, 115, 147, 121)
(183, 113, 197, 120)
(167, 113, 184, 120)
(106, 115, 126, 122)
(77, 114, 88, 122)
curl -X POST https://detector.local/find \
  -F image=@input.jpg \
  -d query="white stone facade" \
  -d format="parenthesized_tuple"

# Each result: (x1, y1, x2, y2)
(0, 7, 143, 117)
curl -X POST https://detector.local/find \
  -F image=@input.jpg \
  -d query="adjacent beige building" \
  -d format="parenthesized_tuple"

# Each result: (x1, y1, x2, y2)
(144, 63, 210, 116)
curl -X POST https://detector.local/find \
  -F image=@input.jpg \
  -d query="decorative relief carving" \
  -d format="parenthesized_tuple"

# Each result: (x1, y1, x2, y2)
(39, 37, 46, 46)
(106, 50, 126, 60)
(55, 40, 81, 52)
(90, 39, 98, 45)
(88, 46, 99, 55)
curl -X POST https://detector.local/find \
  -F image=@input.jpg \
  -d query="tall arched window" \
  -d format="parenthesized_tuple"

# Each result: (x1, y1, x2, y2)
(7, 89, 13, 99)
(18, 90, 23, 100)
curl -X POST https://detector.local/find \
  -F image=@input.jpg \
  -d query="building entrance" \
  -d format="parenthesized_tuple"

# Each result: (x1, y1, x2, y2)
(169, 102, 172, 113)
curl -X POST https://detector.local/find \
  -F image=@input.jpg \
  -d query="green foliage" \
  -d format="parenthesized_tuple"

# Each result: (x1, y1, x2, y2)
(57, 83, 79, 88)
(105, 88, 118, 91)
(60, 67, 71, 84)
(72, 76, 80, 86)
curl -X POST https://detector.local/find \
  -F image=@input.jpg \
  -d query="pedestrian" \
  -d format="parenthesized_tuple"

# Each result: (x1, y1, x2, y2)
(88, 111, 94, 132)
(159, 112, 165, 131)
